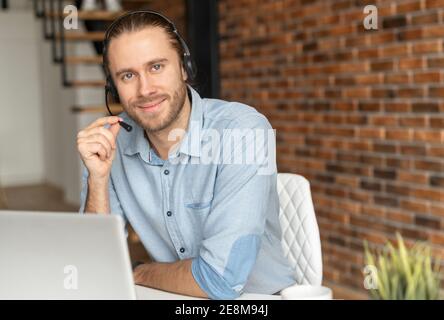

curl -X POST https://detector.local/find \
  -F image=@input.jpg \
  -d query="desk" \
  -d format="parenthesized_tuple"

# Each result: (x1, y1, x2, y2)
(135, 285, 281, 300)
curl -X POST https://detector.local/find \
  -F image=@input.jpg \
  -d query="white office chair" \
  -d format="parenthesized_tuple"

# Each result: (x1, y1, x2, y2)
(277, 173, 323, 285)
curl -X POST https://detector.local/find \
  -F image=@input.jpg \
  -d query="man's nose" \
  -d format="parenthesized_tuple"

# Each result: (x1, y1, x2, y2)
(137, 74, 156, 97)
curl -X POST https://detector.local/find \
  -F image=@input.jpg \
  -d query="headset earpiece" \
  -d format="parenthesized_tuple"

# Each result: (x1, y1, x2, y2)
(183, 53, 197, 81)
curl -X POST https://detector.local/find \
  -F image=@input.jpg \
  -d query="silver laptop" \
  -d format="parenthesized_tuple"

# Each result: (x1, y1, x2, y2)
(0, 210, 136, 300)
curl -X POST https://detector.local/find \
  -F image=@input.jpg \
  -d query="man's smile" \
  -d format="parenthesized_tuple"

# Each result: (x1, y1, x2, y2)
(137, 98, 167, 113)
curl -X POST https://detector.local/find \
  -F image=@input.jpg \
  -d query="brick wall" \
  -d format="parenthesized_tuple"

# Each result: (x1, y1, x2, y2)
(219, 0, 444, 295)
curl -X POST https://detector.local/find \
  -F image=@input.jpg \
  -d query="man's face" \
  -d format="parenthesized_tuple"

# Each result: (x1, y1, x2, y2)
(108, 27, 188, 132)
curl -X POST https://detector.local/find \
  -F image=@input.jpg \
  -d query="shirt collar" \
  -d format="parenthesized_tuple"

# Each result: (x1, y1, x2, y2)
(123, 85, 203, 160)
(178, 85, 203, 158)
(123, 118, 150, 160)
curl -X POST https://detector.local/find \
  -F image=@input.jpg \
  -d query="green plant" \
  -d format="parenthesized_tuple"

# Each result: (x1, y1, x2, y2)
(364, 233, 442, 300)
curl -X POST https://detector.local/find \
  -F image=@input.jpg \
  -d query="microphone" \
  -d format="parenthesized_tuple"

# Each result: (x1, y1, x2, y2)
(105, 89, 133, 132)
(118, 120, 132, 132)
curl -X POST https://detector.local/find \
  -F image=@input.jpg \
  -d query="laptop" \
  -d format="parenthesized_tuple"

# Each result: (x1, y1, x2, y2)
(0, 210, 136, 300)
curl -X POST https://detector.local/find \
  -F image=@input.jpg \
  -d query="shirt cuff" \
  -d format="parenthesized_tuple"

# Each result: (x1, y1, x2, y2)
(191, 256, 241, 300)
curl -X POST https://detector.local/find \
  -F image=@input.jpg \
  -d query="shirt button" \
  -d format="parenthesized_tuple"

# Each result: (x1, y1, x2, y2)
(164, 169, 170, 175)
(179, 247, 185, 253)
(166, 211, 172, 217)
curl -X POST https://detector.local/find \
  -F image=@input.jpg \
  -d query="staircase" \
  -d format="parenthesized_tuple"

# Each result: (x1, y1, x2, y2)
(33, 0, 154, 116)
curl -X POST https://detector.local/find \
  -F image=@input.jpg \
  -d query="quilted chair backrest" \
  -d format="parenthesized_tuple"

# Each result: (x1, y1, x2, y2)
(277, 173, 323, 285)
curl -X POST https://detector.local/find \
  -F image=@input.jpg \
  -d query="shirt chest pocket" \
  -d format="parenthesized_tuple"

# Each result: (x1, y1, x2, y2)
(185, 190, 213, 213)
(182, 167, 216, 216)
(183, 191, 212, 247)
(182, 190, 212, 250)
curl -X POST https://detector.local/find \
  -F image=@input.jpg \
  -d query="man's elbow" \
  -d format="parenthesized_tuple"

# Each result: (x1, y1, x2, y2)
(191, 257, 245, 300)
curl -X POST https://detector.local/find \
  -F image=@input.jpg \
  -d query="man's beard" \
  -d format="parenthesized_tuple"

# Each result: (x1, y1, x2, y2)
(125, 84, 187, 133)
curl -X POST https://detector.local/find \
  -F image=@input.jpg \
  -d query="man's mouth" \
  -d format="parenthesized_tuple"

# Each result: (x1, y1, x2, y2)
(138, 98, 167, 112)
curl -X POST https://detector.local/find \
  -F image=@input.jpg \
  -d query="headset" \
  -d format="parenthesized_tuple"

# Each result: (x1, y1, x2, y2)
(103, 10, 197, 132)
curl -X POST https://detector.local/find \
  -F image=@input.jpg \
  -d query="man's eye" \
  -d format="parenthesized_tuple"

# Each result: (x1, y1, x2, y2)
(122, 73, 133, 81)
(151, 64, 162, 72)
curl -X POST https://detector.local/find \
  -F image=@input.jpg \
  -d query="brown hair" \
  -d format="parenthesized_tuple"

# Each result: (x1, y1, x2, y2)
(102, 11, 186, 82)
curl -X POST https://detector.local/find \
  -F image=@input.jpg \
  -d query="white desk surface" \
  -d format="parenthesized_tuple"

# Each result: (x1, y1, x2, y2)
(135, 285, 281, 300)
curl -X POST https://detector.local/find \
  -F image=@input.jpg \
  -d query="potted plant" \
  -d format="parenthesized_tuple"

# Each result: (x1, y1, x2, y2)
(363, 232, 442, 300)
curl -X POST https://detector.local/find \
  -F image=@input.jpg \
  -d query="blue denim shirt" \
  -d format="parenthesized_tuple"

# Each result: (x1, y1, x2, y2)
(79, 86, 296, 299)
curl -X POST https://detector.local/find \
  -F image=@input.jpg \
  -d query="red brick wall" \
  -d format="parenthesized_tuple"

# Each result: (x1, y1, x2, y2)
(219, 0, 444, 294)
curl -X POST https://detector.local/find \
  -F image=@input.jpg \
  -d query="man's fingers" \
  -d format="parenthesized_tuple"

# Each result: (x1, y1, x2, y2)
(79, 134, 113, 157)
(77, 116, 123, 166)
(86, 142, 109, 161)
(79, 127, 116, 149)
(85, 116, 122, 131)
(79, 138, 112, 160)
(109, 122, 121, 139)
(88, 124, 118, 148)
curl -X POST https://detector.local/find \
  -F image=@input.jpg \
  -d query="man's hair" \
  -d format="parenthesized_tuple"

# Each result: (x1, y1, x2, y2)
(103, 12, 185, 80)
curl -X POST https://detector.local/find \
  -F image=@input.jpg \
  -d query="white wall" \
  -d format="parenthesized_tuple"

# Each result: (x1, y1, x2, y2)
(39, 18, 105, 206)
(0, 8, 106, 207)
(4, 0, 33, 11)
(65, 32, 105, 205)
(0, 11, 46, 186)
(38, 38, 79, 202)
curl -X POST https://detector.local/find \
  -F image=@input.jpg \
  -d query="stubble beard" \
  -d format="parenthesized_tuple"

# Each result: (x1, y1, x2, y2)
(125, 83, 187, 133)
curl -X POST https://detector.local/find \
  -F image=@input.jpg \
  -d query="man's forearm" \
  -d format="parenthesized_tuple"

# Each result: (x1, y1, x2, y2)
(84, 177, 110, 214)
(133, 259, 208, 298)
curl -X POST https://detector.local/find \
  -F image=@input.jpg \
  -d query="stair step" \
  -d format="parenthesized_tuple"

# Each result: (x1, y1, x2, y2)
(70, 80, 106, 87)
(56, 31, 105, 41)
(66, 55, 103, 64)
(71, 104, 124, 114)
(47, 10, 125, 21)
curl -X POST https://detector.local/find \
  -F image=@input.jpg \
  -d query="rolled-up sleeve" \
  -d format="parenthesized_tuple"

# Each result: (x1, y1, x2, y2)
(191, 112, 277, 299)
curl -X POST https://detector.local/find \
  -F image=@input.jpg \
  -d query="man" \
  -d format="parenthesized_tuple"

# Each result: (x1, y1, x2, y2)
(77, 11, 296, 299)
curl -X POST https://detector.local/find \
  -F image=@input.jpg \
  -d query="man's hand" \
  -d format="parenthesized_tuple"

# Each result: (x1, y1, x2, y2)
(77, 116, 121, 181)
(77, 116, 121, 214)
